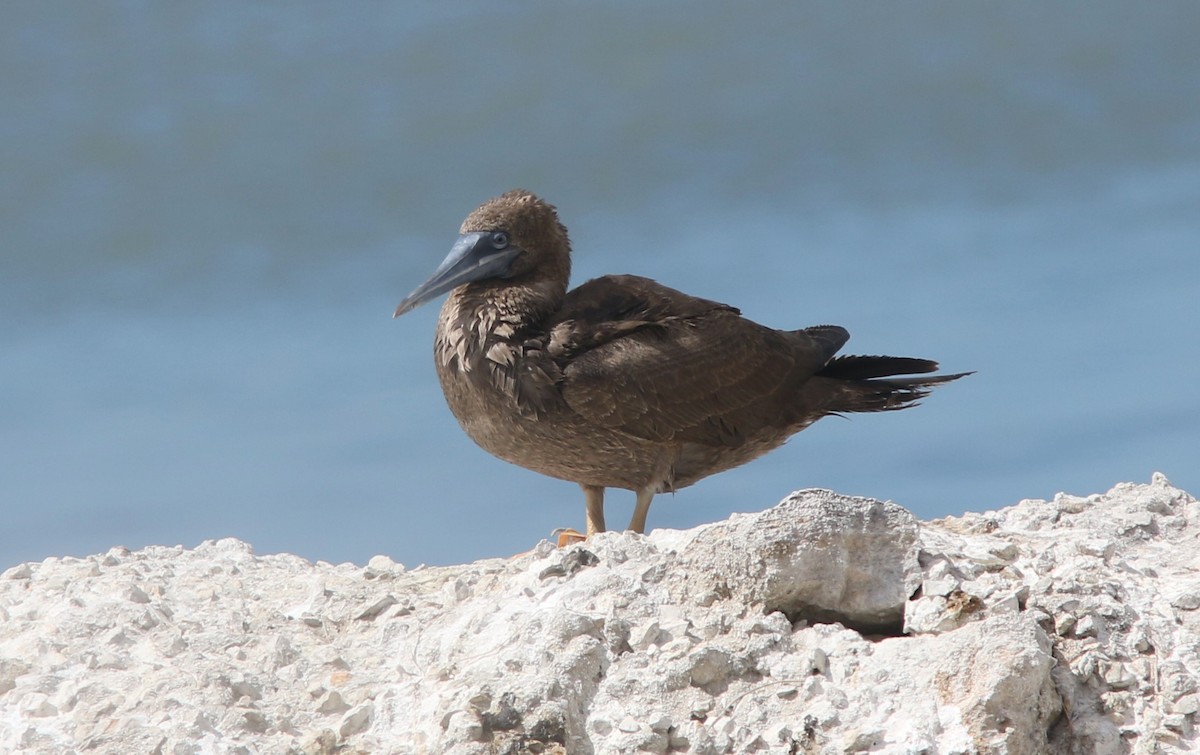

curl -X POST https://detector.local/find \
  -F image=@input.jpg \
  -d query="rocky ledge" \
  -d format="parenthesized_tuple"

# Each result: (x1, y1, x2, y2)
(1, 475, 1197, 754)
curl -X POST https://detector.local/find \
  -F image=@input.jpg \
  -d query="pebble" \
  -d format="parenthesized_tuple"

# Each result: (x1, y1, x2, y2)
(616, 716, 640, 733)
(337, 702, 373, 738)
(1170, 591, 1200, 611)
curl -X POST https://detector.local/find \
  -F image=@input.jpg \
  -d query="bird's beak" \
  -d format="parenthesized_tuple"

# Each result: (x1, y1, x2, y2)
(393, 232, 521, 317)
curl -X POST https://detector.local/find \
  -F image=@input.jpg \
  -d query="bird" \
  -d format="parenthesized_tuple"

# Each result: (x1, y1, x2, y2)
(394, 189, 968, 540)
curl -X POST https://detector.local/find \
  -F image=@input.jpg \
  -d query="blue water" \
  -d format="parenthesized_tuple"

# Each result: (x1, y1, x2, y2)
(3, 2, 1198, 569)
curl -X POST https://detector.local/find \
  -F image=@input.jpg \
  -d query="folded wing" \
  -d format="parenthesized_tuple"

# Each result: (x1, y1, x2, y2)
(549, 275, 846, 446)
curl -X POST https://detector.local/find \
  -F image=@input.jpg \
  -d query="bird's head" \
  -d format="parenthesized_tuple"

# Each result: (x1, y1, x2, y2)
(394, 189, 571, 317)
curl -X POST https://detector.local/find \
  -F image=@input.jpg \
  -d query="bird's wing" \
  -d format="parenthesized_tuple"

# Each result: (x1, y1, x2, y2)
(548, 275, 843, 446)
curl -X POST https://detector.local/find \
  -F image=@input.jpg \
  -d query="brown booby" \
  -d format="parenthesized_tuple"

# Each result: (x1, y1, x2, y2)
(395, 190, 968, 539)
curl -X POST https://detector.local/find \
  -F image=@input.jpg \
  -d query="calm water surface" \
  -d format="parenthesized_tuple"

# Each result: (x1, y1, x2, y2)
(2, 2, 1198, 568)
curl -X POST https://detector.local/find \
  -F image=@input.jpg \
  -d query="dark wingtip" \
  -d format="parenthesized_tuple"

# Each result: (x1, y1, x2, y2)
(818, 355, 939, 380)
(822, 364, 971, 414)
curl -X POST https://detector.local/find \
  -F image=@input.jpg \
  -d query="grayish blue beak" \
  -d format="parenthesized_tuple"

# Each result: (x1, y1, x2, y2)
(394, 232, 521, 317)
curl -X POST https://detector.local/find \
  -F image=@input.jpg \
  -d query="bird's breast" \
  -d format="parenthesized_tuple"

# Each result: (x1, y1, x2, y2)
(430, 299, 675, 491)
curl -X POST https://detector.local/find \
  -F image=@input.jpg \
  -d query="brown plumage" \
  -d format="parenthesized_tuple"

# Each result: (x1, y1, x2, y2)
(395, 189, 968, 536)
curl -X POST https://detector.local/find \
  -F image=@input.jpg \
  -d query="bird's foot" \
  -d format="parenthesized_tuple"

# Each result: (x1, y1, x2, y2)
(551, 527, 588, 547)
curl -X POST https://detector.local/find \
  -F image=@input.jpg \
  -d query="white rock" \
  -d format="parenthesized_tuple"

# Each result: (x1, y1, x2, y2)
(315, 690, 349, 714)
(0, 476, 1198, 753)
(616, 715, 641, 733)
(337, 701, 372, 738)
(1171, 590, 1200, 611)
(671, 489, 921, 632)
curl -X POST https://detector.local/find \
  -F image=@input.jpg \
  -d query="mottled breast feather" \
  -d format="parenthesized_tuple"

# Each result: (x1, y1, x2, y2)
(437, 294, 563, 420)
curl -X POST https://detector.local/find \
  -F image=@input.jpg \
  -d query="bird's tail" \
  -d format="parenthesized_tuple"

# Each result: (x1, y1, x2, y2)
(816, 355, 971, 413)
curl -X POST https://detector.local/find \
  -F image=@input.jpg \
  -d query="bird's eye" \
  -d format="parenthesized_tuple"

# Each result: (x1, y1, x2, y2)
(491, 231, 510, 249)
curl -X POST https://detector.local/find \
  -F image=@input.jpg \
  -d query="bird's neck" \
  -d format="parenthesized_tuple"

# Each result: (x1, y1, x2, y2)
(445, 278, 564, 338)
(435, 279, 565, 375)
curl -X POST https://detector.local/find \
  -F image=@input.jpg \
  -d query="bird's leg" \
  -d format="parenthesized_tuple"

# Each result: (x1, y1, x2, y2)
(584, 484, 606, 535)
(556, 484, 606, 547)
(627, 488, 656, 534)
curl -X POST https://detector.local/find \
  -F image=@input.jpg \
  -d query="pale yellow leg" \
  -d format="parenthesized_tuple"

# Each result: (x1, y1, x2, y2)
(584, 484, 606, 535)
(555, 484, 606, 547)
(627, 488, 656, 534)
